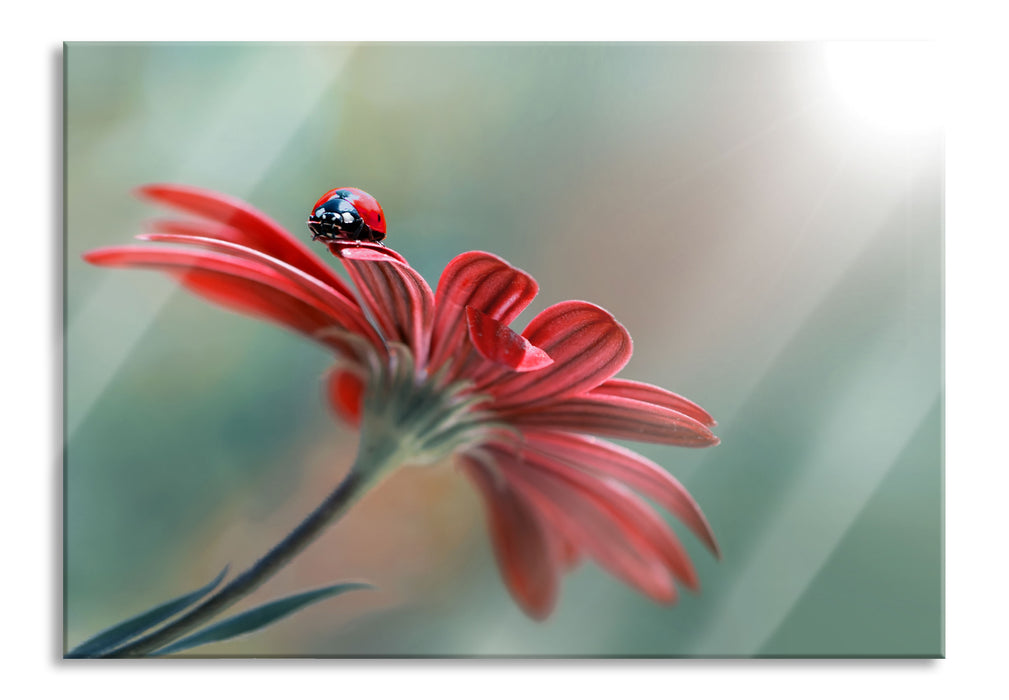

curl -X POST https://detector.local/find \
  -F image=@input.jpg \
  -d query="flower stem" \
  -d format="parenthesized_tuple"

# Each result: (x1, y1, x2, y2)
(107, 464, 379, 658)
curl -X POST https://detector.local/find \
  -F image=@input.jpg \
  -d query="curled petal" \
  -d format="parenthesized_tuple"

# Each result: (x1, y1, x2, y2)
(137, 184, 353, 297)
(522, 430, 720, 557)
(590, 379, 717, 427)
(326, 368, 365, 428)
(461, 455, 559, 620)
(429, 252, 539, 376)
(508, 395, 719, 447)
(489, 447, 678, 604)
(83, 246, 359, 356)
(486, 302, 632, 409)
(466, 307, 553, 372)
(331, 248, 435, 367)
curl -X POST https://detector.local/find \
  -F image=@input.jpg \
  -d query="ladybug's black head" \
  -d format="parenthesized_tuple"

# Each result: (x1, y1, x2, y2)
(307, 191, 367, 241)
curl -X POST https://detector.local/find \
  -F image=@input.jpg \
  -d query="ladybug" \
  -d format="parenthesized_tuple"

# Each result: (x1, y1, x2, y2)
(307, 187, 386, 244)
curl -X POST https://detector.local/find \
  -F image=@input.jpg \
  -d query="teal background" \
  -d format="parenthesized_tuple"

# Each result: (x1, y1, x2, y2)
(64, 43, 942, 657)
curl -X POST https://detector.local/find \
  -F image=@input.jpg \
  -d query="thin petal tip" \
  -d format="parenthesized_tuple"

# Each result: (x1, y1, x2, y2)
(692, 428, 721, 448)
(81, 248, 116, 265)
(518, 346, 554, 372)
(686, 424, 720, 447)
(133, 183, 173, 201)
(520, 598, 557, 621)
(655, 587, 680, 606)
(701, 529, 722, 559)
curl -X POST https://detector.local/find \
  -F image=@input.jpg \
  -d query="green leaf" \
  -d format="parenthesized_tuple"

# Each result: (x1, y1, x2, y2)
(154, 582, 373, 656)
(66, 566, 229, 659)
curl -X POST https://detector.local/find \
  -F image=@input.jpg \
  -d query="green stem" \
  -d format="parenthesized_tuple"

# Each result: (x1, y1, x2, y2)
(107, 457, 387, 658)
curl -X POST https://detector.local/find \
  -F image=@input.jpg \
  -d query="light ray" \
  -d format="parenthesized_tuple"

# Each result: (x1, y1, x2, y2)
(691, 341, 939, 656)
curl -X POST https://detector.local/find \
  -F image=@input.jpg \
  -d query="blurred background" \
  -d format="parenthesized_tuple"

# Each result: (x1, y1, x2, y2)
(64, 42, 942, 657)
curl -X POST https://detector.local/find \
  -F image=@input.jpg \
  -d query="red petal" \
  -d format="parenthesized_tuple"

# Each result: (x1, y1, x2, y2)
(181, 271, 344, 349)
(461, 456, 559, 620)
(508, 395, 720, 448)
(326, 368, 365, 428)
(590, 379, 717, 427)
(558, 538, 582, 569)
(333, 252, 435, 367)
(484, 302, 633, 409)
(429, 252, 539, 377)
(466, 307, 553, 372)
(84, 246, 359, 356)
(137, 184, 353, 298)
(522, 430, 720, 557)
(137, 232, 379, 346)
(501, 445, 699, 591)
(490, 447, 678, 604)
(145, 217, 248, 244)
(327, 240, 408, 265)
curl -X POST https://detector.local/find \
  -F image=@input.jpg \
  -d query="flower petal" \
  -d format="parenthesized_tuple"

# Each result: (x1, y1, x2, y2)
(138, 232, 379, 346)
(508, 395, 720, 447)
(484, 301, 633, 409)
(330, 247, 435, 367)
(326, 368, 365, 428)
(460, 455, 559, 620)
(428, 251, 539, 377)
(488, 446, 678, 604)
(326, 240, 409, 265)
(145, 217, 249, 244)
(137, 184, 353, 297)
(466, 307, 553, 372)
(590, 379, 717, 427)
(557, 537, 582, 570)
(497, 444, 698, 591)
(84, 246, 358, 356)
(522, 430, 720, 557)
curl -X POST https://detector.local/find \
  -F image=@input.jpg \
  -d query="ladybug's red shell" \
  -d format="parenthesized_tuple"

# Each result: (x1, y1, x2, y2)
(309, 187, 386, 241)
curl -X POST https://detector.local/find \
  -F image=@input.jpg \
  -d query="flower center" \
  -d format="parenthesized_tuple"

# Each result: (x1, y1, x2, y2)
(352, 345, 506, 478)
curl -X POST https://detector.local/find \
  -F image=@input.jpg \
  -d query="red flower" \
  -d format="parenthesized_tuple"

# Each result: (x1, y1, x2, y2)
(85, 185, 720, 620)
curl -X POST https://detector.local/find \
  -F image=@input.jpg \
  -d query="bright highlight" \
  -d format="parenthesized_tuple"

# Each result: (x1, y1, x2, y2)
(824, 42, 942, 134)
